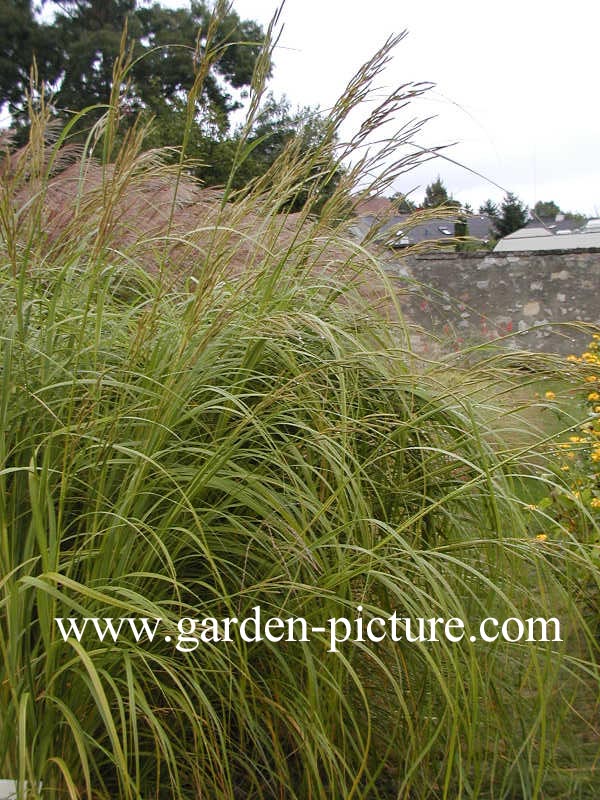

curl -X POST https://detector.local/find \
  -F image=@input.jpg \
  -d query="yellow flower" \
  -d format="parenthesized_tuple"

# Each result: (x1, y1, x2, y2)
(561, 464, 570, 471)
(567, 452, 575, 460)
(535, 534, 548, 542)
(588, 392, 600, 402)
(585, 375, 598, 382)
(567, 355, 580, 363)
(582, 353, 600, 364)
(569, 436, 582, 443)
(591, 498, 600, 509)
(545, 391, 556, 400)
(591, 452, 600, 462)
(595, 406, 600, 414)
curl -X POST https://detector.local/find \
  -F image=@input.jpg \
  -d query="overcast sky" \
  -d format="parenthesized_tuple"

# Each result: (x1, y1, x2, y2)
(232, 0, 600, 215)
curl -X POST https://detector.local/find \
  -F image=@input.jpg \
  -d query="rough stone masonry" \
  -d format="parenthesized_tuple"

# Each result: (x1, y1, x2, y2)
(384, 248, 600, 355)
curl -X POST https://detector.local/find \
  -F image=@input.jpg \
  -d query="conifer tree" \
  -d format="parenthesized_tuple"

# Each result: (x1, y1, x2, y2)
(422, 176, 459, 209)
(493, 192, 529, 238)
(478, 199, 499, 217)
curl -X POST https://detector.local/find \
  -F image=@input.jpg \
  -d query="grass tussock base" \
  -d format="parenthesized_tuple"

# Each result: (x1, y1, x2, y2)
(0, 20, 599, 800)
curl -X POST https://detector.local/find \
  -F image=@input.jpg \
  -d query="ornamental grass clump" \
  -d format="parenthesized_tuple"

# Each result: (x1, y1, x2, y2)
(0, 14, 599, 800)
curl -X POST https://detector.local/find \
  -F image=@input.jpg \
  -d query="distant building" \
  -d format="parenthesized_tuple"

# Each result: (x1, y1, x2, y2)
(524, 214, 580, 233)
(349, 204, 496, 248)
(385, 214, 495, 248)
(494, 217, 600, 251)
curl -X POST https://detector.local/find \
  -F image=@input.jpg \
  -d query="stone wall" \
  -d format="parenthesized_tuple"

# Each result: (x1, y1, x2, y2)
(384, 249, 600, 354)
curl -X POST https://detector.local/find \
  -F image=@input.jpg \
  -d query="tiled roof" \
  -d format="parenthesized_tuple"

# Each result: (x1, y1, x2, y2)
(357, 212, 496, 246)
(352, 196, 394, 217)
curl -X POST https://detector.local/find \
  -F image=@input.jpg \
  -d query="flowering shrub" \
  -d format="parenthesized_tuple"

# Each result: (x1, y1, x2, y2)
(538, 333, 600, 565)
(563, 334, 600, 489)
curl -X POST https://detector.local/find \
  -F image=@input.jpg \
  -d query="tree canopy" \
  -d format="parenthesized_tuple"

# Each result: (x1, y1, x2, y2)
(533, 199, 561, 219)
(493, 192, 529, 238)
(2, 0, 265, 131)
(389, 192, 416, 213)
(478, 199, 499, 217)
(422, 176, 459, 209)
(0, 0, 342, 200)
(0, 0, 32, 106)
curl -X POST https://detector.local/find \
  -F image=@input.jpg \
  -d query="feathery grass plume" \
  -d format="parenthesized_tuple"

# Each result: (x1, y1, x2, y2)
(0, 6, 599, 800)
